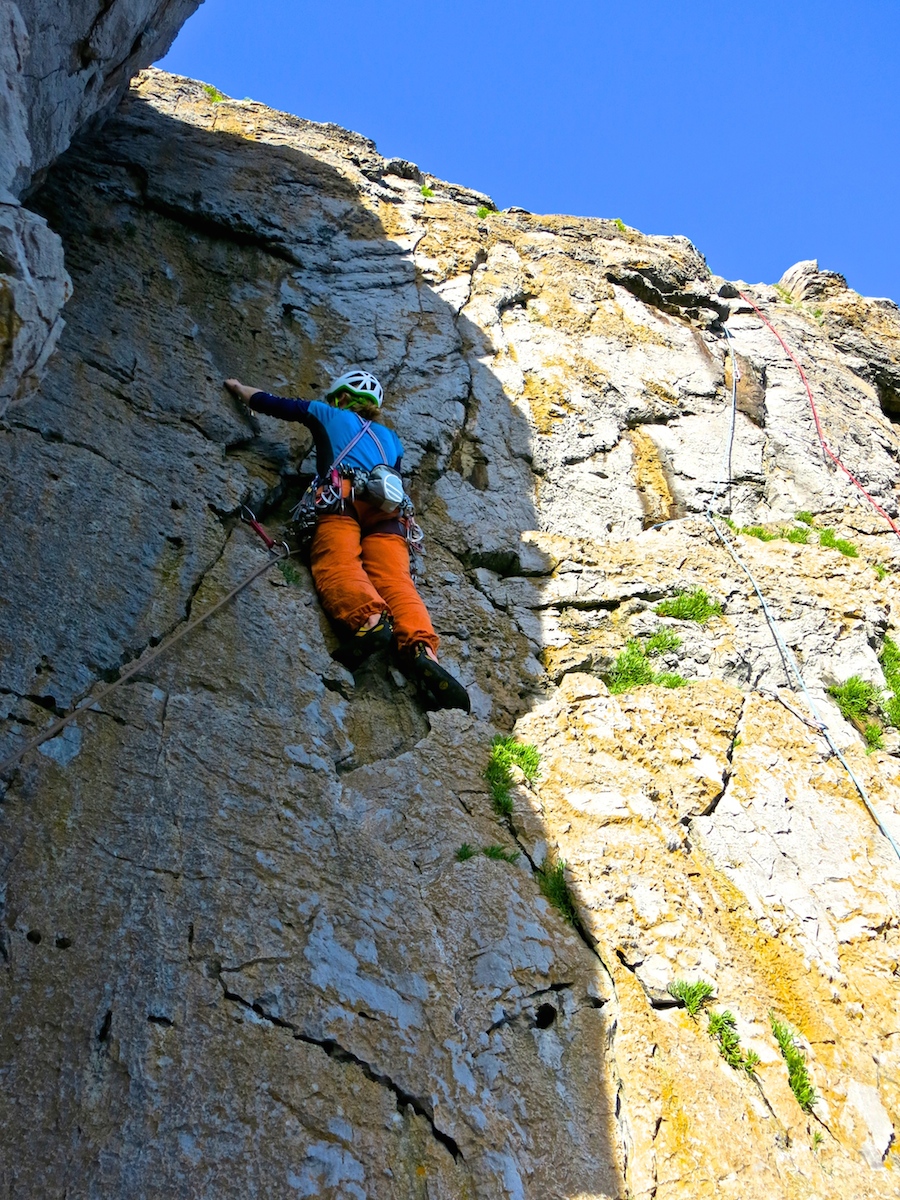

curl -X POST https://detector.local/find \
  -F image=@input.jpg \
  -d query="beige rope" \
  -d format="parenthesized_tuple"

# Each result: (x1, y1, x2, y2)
(0, 546, 294, 780)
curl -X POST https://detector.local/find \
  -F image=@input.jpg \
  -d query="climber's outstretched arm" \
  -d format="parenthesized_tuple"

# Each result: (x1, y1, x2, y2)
(224, 378, 261, 404)
(224, 378, 314, 422)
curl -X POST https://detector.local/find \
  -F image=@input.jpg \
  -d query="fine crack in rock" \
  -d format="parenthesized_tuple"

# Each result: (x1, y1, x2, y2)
(219, 982, 464, 1162)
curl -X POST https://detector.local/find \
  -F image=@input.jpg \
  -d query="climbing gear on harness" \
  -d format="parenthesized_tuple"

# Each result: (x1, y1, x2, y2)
(407, 643, 471, 712)
(290, 415, 420, 570)
(0, 544, 300, 782)
(332, 611, 394, 669)
(345, 423, 407, 514)
(357, 463, 405, 513)
(325, 369, 384, 408)
(290, 419, 378, 550)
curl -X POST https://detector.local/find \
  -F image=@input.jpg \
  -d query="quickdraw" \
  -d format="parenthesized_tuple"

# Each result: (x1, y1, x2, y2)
(240, 505, 289, 555)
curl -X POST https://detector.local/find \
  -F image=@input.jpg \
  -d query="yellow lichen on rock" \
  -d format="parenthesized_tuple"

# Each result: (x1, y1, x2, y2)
(629, 427, 676, 525)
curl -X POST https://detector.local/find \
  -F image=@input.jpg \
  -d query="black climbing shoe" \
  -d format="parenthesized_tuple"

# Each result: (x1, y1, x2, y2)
(333, 612, 393, 669)
(408, 644, 471, 712)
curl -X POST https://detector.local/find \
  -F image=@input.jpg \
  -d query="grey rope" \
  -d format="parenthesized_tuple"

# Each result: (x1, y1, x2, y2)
(704, 328, 900, 865)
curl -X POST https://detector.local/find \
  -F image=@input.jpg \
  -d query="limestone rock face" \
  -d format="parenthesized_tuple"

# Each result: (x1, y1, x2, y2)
(0, 0, 201, 412)
(3, 69, 900, 1198)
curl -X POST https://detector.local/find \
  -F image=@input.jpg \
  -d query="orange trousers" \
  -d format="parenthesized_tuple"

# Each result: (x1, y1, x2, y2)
(310, 507, 438, 656)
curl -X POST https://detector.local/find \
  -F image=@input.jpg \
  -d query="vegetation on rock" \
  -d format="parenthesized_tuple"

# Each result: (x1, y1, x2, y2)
(537, 858, 578, 925)
(828, 676, 880, 721)
(456, 843, 519, 863)
(606, 637, 687, 694)
(653, 588, 722, 624)
(667, 978, 714, 1016)
(771, 1015, 817, 1111)
(818, 528, 858, 557)
(708, 1009, 759, 1075)
(482, 844, 520, 863)
(484, 735, 541, 817)
(276, 560, 304, 585)
(880, 637, 900, 727)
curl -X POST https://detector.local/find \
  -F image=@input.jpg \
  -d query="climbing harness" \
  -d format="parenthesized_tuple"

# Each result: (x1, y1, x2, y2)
(0, 538, 298, 782)
(290, 418, 377, 526)
(289, 415, 424, 575)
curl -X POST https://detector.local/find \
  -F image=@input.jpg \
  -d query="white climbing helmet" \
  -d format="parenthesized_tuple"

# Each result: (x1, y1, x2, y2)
(325, 369, 384, 408)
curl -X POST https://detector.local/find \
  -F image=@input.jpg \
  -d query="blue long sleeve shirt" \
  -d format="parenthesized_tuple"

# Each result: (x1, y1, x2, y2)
(249, 393, 404, 476)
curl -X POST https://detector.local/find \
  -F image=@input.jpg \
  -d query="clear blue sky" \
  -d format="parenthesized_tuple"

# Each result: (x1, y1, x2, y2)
(158, 0, 900, 301)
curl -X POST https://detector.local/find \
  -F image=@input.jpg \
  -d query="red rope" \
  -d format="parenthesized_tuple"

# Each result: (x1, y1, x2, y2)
(738, 291, 900, 541)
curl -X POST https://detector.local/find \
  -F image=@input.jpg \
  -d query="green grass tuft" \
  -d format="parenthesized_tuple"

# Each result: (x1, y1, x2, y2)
(708, 1009, 756, 1072)
(863, 722, 885, 752)
(484, 736, 541, 817)
(420, 184, 435, 198)
(655, 671, 688, 688)
(742, 525, 778, 542)
(874, 563, 888, 581)
(771, 1015, 817, 1111)
(494, 736, 540, 782)
(476, 205, 492, 219)
(202, 84, 227, 103)
(482, 844, 519, 863)
(537, 859, 578, 925)
(818, 528, 858, 557)
(654, 588, 723, 624)
(743, 1049, 761, 1075)
(606, 638, 688, 694)
(455, 843, 476, 861)
(667, 978, 714, 1016)
(276, 560, 304, 585)
(614, 218, 627, 232)
(795, 511, 815, 526)
(645, 629, 682, 657)
(783, 527, 810, 544)
(828, 676, 879, 721)
(606, 640, 656, 693)
(880, 637, 900, 727)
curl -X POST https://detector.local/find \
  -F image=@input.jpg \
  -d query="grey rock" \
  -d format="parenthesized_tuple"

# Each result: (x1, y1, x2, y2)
(0, 0, 203, 410)
(3, 66, 900, 1200)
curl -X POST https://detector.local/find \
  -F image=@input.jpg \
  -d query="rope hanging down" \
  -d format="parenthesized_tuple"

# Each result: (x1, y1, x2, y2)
(707, 332, 900, 866)
(738, 290, 900, 541)
(0, 540, 297, 781)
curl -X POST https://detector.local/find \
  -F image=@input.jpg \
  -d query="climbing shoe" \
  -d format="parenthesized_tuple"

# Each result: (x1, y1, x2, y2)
(333, 612, 393, 669)
(408, 643, 471, 712)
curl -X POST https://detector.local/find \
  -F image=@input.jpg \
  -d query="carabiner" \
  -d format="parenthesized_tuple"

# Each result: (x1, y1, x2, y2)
(240, 505, 276, 551)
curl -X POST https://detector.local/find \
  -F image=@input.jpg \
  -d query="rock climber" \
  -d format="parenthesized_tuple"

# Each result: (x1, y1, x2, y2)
(224, 369, 471, 712)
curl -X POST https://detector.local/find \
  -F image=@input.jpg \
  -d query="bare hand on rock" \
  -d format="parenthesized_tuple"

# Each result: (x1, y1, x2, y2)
(224, 378, 258, 403)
